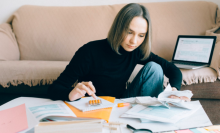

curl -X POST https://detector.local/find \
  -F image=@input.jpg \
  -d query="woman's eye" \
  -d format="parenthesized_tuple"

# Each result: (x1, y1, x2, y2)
(128, 31, 132, 34)
(139, 35, 145, 37)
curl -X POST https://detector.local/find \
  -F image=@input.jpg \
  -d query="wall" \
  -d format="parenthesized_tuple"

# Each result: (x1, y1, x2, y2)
(0, 0, 220, 24)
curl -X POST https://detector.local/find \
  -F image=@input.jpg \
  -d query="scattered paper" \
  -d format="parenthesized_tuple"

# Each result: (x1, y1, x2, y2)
(119, 98, 136, 103)
(0, 104, 28, 133)
(158, 90, 193, 102)
(158, 86, 194, 109)
(164, 83, 173, 91)
(121, 101, 201, 123)
(121, 84, 194, 109)
(28, 100, 76, 121)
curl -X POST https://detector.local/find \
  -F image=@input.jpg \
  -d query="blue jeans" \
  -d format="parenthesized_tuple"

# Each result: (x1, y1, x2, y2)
(121, 62, 164, 98)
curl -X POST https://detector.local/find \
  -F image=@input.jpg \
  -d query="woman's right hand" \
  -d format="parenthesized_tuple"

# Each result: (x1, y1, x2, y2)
(68, 81, 97, 101)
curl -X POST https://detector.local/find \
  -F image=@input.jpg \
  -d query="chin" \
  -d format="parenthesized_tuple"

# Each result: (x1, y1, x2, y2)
(125, 48, 135, 52)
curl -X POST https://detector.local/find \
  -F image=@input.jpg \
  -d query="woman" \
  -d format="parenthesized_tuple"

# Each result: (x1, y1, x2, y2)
(47, 3, 189, 102)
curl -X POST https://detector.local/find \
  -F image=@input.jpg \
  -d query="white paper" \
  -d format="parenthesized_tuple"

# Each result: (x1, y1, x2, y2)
(164, 83, 173, 91)
(135, 96, 162, 106)
(158, 90, 193, 102)
(28, 100, 76, 121)
(120, 84, 194, 109)
(109, 99, 212, 133)
(66, 97, 114, 112)
(121, 101, 201, 123)
(120, 98, 136, 103)
(158, 87, 194, 109)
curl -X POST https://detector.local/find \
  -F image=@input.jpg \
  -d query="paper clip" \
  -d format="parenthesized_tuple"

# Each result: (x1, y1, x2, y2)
(89, 99, 102, 106)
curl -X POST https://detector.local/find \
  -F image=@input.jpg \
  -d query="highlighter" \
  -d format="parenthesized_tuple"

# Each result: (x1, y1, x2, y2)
(117, 103, 130, 107)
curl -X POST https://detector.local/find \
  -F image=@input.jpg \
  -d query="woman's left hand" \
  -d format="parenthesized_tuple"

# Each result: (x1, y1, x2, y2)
(168, 87, 191, 102)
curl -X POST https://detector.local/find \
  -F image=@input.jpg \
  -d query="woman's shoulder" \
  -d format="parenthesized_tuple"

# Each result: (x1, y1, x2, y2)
(84, 38, 108, 48)
(76, 38, 108, 55)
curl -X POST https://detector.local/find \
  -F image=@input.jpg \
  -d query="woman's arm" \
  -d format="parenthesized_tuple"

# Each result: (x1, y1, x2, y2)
(47, 44, 94, 101)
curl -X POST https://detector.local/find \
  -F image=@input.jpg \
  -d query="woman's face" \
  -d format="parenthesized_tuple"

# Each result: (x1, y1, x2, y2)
(121, 16, 148, 52)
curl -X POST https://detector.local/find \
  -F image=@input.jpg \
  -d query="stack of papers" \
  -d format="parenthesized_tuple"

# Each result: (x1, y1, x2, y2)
(120, 84, 198, 123)
(28, 101, 76, 122)
(158, 85, 193, 109)
(0, 96, 116, 133)
(35, 120, 104, 133)
(121, 84, 194, 109)
(121, 101, 201, 123)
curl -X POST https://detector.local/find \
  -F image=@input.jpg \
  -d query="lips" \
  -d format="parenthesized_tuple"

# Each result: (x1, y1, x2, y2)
(127, 45, 136, 49)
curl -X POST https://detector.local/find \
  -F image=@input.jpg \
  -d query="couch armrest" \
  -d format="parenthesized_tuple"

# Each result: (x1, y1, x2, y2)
(0, 61, 69, 87)
(0, 23, 19, 60)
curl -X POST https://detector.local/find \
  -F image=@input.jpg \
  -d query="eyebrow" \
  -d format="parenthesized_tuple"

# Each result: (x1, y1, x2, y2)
(129, 29, 147, 34)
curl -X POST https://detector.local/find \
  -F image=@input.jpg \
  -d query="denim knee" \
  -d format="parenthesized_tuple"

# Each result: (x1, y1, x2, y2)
(142, 61, 163, 78)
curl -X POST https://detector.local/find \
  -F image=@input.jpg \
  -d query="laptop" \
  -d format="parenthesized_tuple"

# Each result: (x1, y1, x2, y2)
(171, 35, 216, 69)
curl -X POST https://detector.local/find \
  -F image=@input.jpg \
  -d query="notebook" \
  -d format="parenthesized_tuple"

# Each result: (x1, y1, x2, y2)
(171, 35, 216, 69)
(66, 97, 115, 112)
(65, 96, 115, 122)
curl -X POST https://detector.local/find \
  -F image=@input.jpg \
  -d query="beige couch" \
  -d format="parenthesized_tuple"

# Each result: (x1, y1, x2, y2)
(0, 1, 220, 124)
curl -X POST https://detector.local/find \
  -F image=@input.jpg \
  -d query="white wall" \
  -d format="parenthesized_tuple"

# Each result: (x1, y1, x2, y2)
(0, 0, 220, 24)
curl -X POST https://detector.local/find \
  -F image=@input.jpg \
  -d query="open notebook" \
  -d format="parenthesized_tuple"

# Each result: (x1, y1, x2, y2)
(64, 96, 115, 122)
(66, 97, 115, 112)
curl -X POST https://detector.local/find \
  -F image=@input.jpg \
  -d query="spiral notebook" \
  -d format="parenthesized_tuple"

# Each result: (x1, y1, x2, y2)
(66, 97, 115, 112)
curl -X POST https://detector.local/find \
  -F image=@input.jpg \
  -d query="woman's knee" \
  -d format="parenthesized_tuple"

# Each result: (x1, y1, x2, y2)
(142, 61, 163, 77)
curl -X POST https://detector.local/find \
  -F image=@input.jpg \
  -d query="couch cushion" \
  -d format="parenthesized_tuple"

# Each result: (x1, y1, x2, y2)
(0, 61, 69, 87)
(8, 1, 218, 61)
(0, 23, 20, 60)
(8, 5, 122, 61)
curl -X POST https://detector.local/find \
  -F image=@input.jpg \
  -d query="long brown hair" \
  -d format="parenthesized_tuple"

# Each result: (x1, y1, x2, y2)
(107, 3, 152, 60)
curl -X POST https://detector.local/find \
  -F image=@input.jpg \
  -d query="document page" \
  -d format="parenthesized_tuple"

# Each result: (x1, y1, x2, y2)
(109, 99, 212, 133)
(28, 101, 76, 121)
(158, 89, 194, 109)
(121, 101, 201, 123)
(121, 84, 194, 109)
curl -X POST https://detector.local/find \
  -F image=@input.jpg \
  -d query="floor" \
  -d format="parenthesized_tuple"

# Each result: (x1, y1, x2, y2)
(195, 99, 220, 125)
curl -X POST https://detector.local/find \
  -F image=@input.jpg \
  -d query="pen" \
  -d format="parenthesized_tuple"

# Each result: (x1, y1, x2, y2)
(117, 103, 130, 107)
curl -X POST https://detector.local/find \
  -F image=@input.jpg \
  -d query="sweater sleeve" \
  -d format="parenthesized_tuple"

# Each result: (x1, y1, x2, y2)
(47, 44, 93, 101)
(138, 52, 182, 90)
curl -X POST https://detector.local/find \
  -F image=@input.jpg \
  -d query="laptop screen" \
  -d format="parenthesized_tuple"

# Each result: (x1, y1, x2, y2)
(172, 35, 216, 64)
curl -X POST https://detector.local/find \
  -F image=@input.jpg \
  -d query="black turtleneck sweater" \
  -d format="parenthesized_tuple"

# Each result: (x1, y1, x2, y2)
(47, 39, 182, 101)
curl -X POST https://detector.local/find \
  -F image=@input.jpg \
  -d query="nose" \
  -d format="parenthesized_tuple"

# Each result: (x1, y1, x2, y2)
(130, 35, 138, 44)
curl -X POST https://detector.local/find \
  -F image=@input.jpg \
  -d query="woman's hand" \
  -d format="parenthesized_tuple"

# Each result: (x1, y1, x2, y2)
(168, 87, 191, 102)
(68, 81, 97, 101)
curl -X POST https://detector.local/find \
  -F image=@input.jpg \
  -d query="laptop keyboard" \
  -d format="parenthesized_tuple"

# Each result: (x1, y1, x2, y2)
(174, 62, 202, 66)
